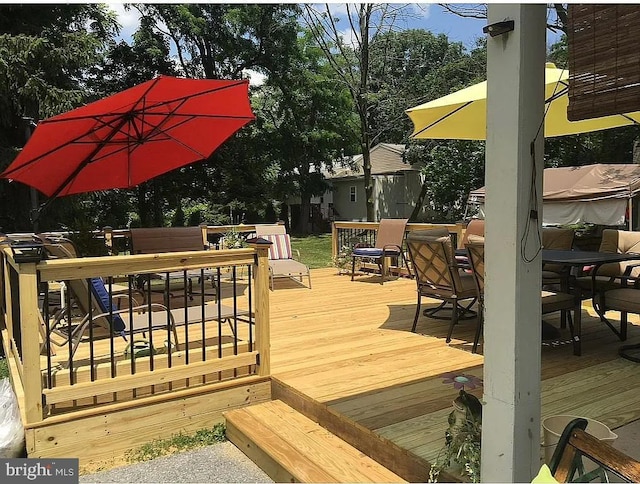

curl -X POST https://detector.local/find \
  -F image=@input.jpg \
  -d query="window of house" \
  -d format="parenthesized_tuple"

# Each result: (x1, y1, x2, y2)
(350, 186, 356, 202)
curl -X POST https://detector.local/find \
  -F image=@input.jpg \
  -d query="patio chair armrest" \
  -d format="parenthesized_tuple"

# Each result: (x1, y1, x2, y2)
(293, 248, 301, 261)
(382, 244, 402, 254)
(354, 242, 372, 249)
(618, 274, 640, 288)
(91, 303, 177, 327)
(111, 293, 141, 308)
(622, 261, 640, 276)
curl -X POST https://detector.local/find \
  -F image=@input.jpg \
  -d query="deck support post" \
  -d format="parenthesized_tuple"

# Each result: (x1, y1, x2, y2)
(483, 4, 546, 482)
(18, 261, 44, 424)
(251, 240, 271, 377)
(331, 222, 339, 260)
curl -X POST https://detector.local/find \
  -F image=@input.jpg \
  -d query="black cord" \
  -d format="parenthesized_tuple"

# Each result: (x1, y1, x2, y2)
(521, 64, 568, 263)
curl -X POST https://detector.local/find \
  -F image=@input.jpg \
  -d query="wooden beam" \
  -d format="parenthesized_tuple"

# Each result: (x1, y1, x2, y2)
(251, 242, 271, 377)
(272, 377, 432, 483)
(27, 375, 271, 429)
(18, 262, 43, 424)
(43, 352, 258, 404)
(36, 250, 255, 282)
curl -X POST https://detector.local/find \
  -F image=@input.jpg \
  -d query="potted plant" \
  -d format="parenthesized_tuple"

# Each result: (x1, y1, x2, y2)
(332, 244, 354, 274)
(429, 373, 483, 483)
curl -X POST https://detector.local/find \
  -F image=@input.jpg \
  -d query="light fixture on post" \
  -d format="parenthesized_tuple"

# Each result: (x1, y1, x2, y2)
(483, 20, 515, 37)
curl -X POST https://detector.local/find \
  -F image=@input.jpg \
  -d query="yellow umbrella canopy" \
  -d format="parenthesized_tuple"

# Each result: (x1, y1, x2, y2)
(406, 63, 640, 140)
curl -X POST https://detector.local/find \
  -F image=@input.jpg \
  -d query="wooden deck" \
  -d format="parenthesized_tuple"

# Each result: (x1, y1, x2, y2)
(266, 267, 640, 469)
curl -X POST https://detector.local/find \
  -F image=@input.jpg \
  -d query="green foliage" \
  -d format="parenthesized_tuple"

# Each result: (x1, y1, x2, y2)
(369, 30, 487, 143)
(332, 244, 354, 272)
(125, 424, 227, 463)
(0, 358, 8, 379)
(221, 227, 246, 249)
(260, 30, 359, 233)
(406, 141, 485, 223)
(135, 4, 301, 79)
(429, 390, 483, 483)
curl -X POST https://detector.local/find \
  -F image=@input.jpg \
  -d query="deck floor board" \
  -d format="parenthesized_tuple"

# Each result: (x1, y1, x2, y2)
(269, 268, 640, 467)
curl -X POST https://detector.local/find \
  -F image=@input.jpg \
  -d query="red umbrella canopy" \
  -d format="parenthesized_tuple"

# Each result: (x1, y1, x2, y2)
(1, 76, 255, 197)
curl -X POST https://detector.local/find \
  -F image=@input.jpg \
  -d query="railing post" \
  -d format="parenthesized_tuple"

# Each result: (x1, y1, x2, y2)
(455, 222, 466, 249)
(331, 222, 339, 260)
(103, 226, 113, 255)
(1, 249, 13, 345)
(249, 239, 271, 377)
(18, 261, 43, 424)
(199, 223, 209, 249)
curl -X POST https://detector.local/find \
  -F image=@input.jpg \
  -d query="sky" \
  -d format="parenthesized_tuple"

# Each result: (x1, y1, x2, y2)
(109, 3, 563, 67)
(109, 1, 559, 85)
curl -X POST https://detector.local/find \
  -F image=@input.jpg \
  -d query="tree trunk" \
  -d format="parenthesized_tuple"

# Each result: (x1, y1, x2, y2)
(409, 178, 430, 222)
(361, 137, 374, 221)
(359, 5, 374, 222)
(299, 195, 311, 235)
(136, 185, 149, 227)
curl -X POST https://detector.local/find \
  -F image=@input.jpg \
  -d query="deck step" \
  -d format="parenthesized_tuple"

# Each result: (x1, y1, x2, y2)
(224, 399, 405, 483)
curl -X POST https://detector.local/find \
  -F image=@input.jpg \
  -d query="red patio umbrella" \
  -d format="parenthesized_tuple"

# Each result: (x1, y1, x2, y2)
(1, 76, 255, 198)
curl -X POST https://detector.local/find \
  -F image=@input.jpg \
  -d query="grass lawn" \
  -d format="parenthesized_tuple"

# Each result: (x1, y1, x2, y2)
(290, 234, 333, 269)
(0, 358, 7, 379)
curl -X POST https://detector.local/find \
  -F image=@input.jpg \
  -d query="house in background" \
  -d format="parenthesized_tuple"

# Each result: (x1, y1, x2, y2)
(326, 143, 424, 222)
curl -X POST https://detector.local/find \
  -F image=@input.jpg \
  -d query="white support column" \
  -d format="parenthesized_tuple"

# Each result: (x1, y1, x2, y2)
(482, 4, 546, 482)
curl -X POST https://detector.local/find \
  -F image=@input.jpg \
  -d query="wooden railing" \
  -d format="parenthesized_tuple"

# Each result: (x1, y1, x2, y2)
(102, 224, 262, 255)
(0, 240, 271, 426)
(331, 221, 467, 259)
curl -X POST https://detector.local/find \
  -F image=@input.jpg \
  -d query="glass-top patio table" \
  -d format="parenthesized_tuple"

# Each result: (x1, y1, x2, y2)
(541, 249, 640, 355)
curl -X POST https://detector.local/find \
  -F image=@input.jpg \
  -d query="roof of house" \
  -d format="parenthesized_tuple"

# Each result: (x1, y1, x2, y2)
(328, 143, 417, 180)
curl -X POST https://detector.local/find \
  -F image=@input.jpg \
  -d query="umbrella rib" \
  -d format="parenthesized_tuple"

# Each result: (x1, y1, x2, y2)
(46, 116, 133, 199)
(1, 80, 165, 178)
(411, 101, 474, 138)
(87, 115, 209, 165)
(137, 80, 249, 112)
(0, 116, 128, 177)
(45, 80, 250, 123)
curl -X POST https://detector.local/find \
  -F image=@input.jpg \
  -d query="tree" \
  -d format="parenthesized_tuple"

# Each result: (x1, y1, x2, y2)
(303, 3, 414, 222)
(133, 4, 301, 79)
(368, 30, 486, 144)
(405, 140, 485, 222)
(0, 4, 118, 232)
(111, 4, 303, 227)
(258, 32, 359, 233)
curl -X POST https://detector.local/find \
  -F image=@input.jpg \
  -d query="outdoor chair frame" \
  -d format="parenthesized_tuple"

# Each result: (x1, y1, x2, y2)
(351, 218, 409, 285)
(406, 229, 477, 343)
(549, 417, 640, 482)
(466, 240, 580, 355)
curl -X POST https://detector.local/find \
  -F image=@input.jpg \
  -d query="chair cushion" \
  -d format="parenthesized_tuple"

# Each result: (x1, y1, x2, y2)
(263, 234, 293, 260)
(541, 290, 575, 314)
(269, 259, 309, 276)
(353, 247, 384, 257)
(90, 278, 126, 333)
(595, 288, 640, 313)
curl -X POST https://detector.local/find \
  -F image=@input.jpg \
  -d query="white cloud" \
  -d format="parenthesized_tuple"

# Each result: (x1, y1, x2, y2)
(109, 3, 141, 43)
(244, 69, 267, 87)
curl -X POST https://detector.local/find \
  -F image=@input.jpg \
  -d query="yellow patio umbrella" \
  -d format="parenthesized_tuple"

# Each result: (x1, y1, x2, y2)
(406, 63, 640, 140)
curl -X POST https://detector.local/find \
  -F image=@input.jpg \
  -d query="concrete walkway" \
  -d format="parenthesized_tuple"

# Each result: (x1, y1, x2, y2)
(80, 442, 272, 483)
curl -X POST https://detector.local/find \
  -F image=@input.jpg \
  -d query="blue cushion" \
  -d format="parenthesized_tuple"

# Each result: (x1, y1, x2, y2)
(353, 247, 384, 257)
(90, 278, 126, 334)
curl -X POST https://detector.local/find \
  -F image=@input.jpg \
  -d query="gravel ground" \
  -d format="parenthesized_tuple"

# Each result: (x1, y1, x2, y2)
(80, 442, 273, 483)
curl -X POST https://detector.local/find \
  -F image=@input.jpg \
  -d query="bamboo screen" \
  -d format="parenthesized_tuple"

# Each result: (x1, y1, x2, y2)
(567, 5, 640, 121)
